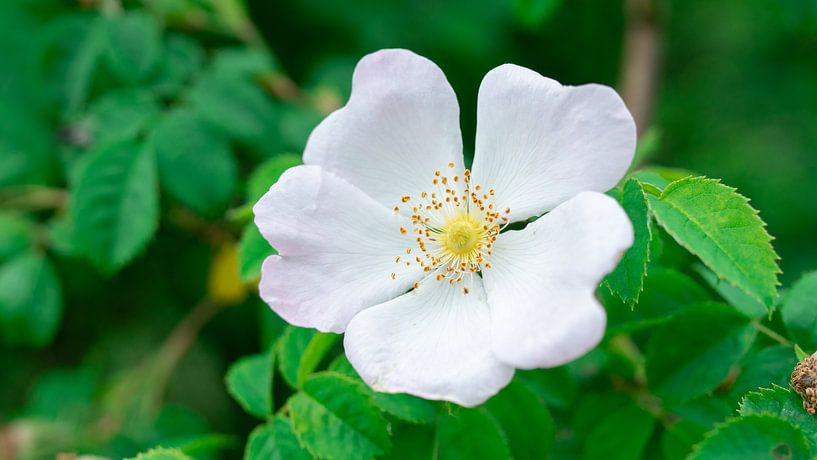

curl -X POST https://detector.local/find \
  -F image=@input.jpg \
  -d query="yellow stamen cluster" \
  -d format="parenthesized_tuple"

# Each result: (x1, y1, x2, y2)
(390, 163, 510, 294)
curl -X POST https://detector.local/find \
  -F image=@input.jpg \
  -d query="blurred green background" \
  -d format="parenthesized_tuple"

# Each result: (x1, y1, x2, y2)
(0, 0, 815, 458)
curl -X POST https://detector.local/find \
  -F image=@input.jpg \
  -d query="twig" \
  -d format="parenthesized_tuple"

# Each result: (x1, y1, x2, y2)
(619, 0, 662, 135)
(752, 321, 793, 347)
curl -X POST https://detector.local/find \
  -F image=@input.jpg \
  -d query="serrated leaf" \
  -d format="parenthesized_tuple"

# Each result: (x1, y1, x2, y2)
(690, 415, 809, 460)
(0, 252, 62, 347)
(739, 385, 817, 453)
(435, 407, 510, 460)
(582, 404, 655, 460)
(71, 138, 158, 273)
(225, 351, 273, 419)
(152, 109, 237, 217)
(484, 379, 554, 460)
(127, 447, 191, 460)
(289, 372, 391, 460)
(245, 417, 311, 460)
(278, 326, 338, 389)
(247, 154, 302, 203)
(695, 263, 767, 318)
(605, 178, 651, 305)
(238, 224, 275, 282)
(104, 11, 162, 83)
(781, 271, 817, 351)
(647, 176, 779, 308)
(729, 346, 797, 402)
(646, 302, 756, 401)
(329, 355, 438, 424)
(606, 268, 711, 334)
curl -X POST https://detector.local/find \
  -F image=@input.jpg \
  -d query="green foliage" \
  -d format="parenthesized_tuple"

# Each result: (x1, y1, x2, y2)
(435, 407, 510, 460)
(278, 326, 339, 389)
(152, 109, 237, 217)
(3, 1, 816, 458)
(689, 415, 809, 460)
(70, 138, 158, 273)
(739, 385, 817, 452)
(582, 404, 655, 460)
(225, 351, 274, 419)
(605, 179, 652, 306)
(289, 372, 391, 460)
(645, 302, 756, 401)
(647, 176, 780, 309)
(484, 379, 555, 460)
(781, 271, 817, 350)
(245, 417, 311, 460)
(104, 11, 163, 83)
(0, 252, 62, 347)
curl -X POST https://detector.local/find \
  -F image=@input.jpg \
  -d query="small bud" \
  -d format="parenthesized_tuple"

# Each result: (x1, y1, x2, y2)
(791, 351, 817, 415)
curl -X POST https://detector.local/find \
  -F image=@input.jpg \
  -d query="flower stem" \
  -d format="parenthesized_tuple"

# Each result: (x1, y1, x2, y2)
(752, 321, 793, 347)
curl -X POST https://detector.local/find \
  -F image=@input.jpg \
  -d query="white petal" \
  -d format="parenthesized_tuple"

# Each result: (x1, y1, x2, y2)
(344, 274, 514, 407)
(304, 49, 464, 209)
(254, 165, 422, 333)
(471, 64, 636, 222)
(483, 192, 634, 369)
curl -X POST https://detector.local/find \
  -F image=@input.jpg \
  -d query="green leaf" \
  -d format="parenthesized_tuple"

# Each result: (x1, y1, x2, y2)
(795, 344, 810, 362)
(380, 423, 435, 460)
(661, 420, 707, 460)
(695, 264, 767, 319)
(0, 213, 33, 262)
(781, 271, 817, 351)
(289, 372, 391, 460)
(238, 224, 275, 282)
(247, 154, 303, 203)
(225, 351, 273, 419)
(435, 407, 510, 460)
(484, 379, 554, 460)
(152, 109, 237, 217)
(605, 179, 652, 306)
(128, 447, 191, 460)
(729, 345, 798, 402)
(512, 0, 562, 28)
(71, 138, 158, 273)
(172, 434, 238, 457)
(647, 176, 780, 308)
(740, 385, 817, 452)
(690, 415, 809, 460)
(0, 252, 62, 347)
(245, 417, 311, 460)
(645, 302, 756, 401)
(278, 326, 338, 388)
(516, 366, 577, 409)
(189, 73, 282, 155)
(151, 34, 205, 96)
(329, 355, 438, 424)
(58, 16, 107, 114)
(606, 268, 710, 334)
(582, 404, 655, 460)
(104, 11, 162, 83)
(78, 89, 160, 147)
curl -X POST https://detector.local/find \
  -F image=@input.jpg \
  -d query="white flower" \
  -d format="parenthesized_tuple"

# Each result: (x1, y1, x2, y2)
(254, 49, 635, 407)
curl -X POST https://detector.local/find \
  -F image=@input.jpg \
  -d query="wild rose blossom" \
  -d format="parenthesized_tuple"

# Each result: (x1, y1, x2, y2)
(254, 49, 635, 406)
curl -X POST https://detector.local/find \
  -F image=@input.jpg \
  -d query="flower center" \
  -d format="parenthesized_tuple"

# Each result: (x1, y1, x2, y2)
(442, 215, 481, 256)
(390, 163, 510, 294)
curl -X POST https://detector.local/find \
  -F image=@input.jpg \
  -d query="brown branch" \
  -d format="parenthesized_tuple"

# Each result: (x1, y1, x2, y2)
(619, 0, 663, 135)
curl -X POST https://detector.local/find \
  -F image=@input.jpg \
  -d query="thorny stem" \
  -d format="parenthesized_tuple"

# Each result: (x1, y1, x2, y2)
(752, 320, 793, 347)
